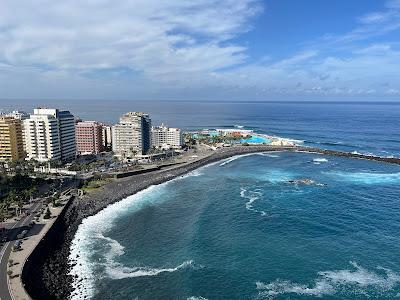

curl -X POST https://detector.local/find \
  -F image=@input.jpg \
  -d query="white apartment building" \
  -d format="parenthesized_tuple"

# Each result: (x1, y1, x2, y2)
(24, 108, 76, 162)
(24, 114, 61, 162)
(151, 125, 183, 149)
(112, 112, 151, 157)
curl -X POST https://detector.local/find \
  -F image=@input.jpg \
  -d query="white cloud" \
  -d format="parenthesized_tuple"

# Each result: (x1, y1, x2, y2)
(0, 0, 400, 100)
(0, 0, 261, 78)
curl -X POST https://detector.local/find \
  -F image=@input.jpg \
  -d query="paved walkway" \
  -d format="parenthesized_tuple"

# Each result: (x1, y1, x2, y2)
(0, 201, 42, 300)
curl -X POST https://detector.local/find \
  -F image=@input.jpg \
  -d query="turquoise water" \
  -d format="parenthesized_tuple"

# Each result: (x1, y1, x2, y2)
(240, 135, 270, 144)
(69, 152, 400, 299)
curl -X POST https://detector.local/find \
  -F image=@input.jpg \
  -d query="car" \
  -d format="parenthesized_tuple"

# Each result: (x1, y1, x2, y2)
(12, 240, 22, 251)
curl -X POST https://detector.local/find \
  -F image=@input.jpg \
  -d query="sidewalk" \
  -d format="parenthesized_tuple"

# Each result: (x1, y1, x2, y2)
(7, 197, 71, 300)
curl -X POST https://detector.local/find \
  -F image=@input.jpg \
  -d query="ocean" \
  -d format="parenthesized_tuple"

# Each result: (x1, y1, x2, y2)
(69, 152, 400, 299)
(57, 100, 400, 300)
(4, 99, 398, 299)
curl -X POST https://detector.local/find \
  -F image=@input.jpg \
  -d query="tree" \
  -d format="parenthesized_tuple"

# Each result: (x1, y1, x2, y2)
(44, 207, 51, 219)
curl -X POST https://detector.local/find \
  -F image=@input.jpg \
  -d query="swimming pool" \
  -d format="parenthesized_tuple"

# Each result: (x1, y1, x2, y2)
(240, 135, 270, 144)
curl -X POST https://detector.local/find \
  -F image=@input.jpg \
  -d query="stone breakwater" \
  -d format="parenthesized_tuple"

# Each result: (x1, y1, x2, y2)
(21, 145, 400, 299)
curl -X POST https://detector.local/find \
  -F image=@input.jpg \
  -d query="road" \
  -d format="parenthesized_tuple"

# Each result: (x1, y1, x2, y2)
(0, 201, 42, 300)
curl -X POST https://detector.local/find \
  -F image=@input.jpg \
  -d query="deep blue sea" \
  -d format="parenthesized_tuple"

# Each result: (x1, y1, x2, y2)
(60, 99, 400, 300)
(5, 100, 397, 299)
(69, 152, 400, 299)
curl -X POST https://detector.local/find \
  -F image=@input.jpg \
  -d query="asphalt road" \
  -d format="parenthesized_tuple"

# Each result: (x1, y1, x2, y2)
(0, 201, 42, 300)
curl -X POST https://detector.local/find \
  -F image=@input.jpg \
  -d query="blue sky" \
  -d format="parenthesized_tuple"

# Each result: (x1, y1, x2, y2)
(0, 0, 400, 101)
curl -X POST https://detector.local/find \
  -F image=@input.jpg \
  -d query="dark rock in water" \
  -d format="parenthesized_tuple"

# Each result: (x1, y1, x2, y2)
(287, 178, 326, 186)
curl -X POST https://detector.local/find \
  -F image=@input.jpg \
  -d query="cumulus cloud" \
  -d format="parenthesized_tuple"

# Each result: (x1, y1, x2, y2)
(0, 0, 400, 100)
(0, 0, 261, 76)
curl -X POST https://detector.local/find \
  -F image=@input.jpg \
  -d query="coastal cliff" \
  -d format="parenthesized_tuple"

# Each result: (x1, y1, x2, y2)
(21, 145, 400, 299)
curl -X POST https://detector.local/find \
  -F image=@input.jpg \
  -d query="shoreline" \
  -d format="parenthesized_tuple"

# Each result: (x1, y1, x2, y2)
(21, 145, 400, 299)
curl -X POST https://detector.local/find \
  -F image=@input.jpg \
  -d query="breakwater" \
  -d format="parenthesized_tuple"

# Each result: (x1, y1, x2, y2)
(21, 145, 400, 299)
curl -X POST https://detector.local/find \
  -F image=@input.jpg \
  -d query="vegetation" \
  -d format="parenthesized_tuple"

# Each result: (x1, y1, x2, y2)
(81, 177, 112, 192)
(0, 173, 47, 221)
(68, 158, 107, 172)
(189, 132, 247, 146)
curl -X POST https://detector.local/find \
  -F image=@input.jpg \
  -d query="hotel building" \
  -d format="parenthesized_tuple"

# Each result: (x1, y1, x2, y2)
(76, 121, 104, 155)
(151, 125, 183, 149)
(0, 116, 25, 161)
(24, 108, 76, 162)
(112, 112, 151, 157)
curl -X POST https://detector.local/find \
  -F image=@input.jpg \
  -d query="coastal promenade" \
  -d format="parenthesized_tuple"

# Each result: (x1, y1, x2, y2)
(20, 144, 400, 299)
(0, 201, 42, 300)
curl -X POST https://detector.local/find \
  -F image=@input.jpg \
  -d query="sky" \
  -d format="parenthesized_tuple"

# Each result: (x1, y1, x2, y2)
(1, 0, 400, 102)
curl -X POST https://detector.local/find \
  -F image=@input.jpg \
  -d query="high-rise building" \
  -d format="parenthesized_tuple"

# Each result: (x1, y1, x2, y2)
(5, 111, 29, 152)
(76, 121, 104, 155)
(57, 110, 76, 161)
(151, 124, 183, 149)
(0, 116, 25, 161)
(101, 125, 112, 150)
(24, 113, 61, 162)
(112, 112, 151, 157)
(24, 108, 76, 162)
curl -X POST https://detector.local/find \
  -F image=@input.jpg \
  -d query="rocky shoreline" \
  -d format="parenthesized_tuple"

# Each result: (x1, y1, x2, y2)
(21, 145, 400, 299)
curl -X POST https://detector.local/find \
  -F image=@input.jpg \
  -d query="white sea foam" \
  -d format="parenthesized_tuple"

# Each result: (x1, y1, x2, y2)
(219, 151, 283, 167)
(187, 296, 208, 300)
(313, 157, 328, 163)
(240, 188, 267, 216)
(259, 153, 280, 158)
(256, 262, 400, 299)
(262, 170, 296, 183)
(326, 171, 400, 185)
(69, 168, 207, 300)
(107, 260, 196, 279)
(219, 153, 256, 166)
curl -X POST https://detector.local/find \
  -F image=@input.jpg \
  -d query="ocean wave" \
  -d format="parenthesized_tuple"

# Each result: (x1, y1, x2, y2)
(312, 157, 328, 163)
(240, 188, 267, 216)
(256, 262, 400, 299)
(219, 153, 256, 166)
(259, 153, 280, 158)
(187, 297, 208, 300)
(326, 171, 400, 185)
(107, 260, 196, 280)
(69, 167, 208, 300)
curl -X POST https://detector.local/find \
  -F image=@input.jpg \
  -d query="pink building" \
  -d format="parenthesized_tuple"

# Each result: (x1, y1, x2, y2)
(75, 121, 104, 155)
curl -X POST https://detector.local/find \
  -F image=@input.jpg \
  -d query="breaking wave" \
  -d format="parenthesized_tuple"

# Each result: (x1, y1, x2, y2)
(219, 153, 257, 166)
(69, 168, 206, 300)
(256, 262, 400, 299)
(259, 153, 280, 158)
(107, 259, 196, 280)
(313, 157, 328, 163)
